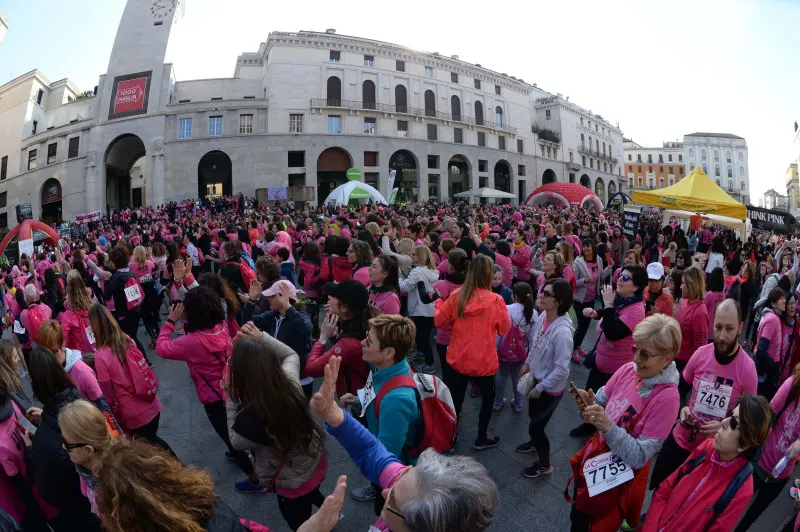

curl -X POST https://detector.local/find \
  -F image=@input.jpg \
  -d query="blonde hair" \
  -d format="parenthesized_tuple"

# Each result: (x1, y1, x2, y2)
(133, 246, 147, 267)
(545, 250, 565, 275)
(682, 266, 706, 301)
(557, 242, 574, 265)
(369, 314, 417, 362)
(396, 238, 415, 256)
(37, 320, 63, 352)
(58, 399, 117, 455)
(66, 270, 93, 311)
(413, 245, 436, 270)
(365, 222, 381, 238)
(633, 314, 681, 359)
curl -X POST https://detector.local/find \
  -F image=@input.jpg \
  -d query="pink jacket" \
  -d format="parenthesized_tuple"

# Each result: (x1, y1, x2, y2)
(95, 343, 161, 431)
(352, 265, 370, 287)
(156, 321, 231, 404)
(510, 244, 532, 281)
(494, 253, 513, 287)
(299, 260, 322, 298)
(61, 308, 96, 353)
(369, 290, 401, 315)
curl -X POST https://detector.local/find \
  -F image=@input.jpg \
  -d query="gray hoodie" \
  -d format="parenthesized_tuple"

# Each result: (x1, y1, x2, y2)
(64, 348, 83, 373)
(595, 362, 680, 469)
(524, 314, 574, 394)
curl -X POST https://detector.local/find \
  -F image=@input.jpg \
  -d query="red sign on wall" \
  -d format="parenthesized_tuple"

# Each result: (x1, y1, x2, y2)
(108, 71, 152, 120)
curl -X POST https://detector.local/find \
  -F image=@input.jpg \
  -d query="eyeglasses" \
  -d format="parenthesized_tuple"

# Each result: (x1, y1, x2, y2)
(61, 437, 89, 451)
(632, 344, 662, 362)
(620, 273, 632, 282)
(384, 466, 413, 520)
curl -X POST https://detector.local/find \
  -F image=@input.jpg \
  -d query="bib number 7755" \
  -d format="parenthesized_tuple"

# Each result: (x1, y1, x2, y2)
(583, 451, 634, 497)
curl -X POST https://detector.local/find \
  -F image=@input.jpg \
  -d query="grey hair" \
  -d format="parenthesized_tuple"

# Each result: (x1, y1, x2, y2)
(403, 449, 499, 532)
(24, 284, 38, 304)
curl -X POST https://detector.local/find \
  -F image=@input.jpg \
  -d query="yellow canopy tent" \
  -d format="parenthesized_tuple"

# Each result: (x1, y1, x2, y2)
(631, 167, 747, 220)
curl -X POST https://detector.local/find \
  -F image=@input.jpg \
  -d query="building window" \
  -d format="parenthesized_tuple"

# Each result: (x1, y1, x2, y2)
(474, 78, 481, 89)
(739, 152, 744, 160)
(424, 90, 436, 117)
(627, 154, 631, 161)
(517, 139, 523, 153)
(474, 101, 484, 125)
(179, 118, 192, 139)
(360, 79, 375, 109)
(679, 154, 683, 162)
(328, 115, 342, 134)
(239, 114, 253, 134)
(427, 124, 437, 141)
(669, 167, 674, 174)
(741, 181, 745, 190)
(478, 160, 488, 172)
(0, 192, 5, 208)
(208, 116, 223, 136)
(425, 66, 433, 77)
(604, 163, 608, 172)
(329, 50, 340, 62)
(701, 149, 707, 160)
(288, 151, 305, 167)
(36, 89, 44, 105)
(428, 155, 439, 169)
(637, 154, 642, 162)
(545, 109, 551, 120)
(326, 76, 342, 106)
(32, 120, 38, 135)
(590, 159, 593, 169)
(364, 117, 376, 135)
(364, 151, 378, 166)
(728, 167, 732, 178)
(637, 165, 642, 173)
(728, 180, 733, 191)
(451, 72, 458, 83)
(647, 154, 652, 163)
(0, 156, 6, 180)
(28, 149, 37, 170)
(658, 166, 663, 174)
(498, 136, 506, 150)
(495, 84, 501, 95)
(726, 151, 732, 163)
(680, 167, 684, 175)
(477, 132, 486, 147)
(629, 177, 633, 187)
(454, 128, 463, 144)
(714, 149, 719, 161)
(648, 166, 652, 173)
(396, 60, 405, 72)
(547, 146, 552, 158)
(715, 165, 720, 177)
(364, 55, 374, 67)
(289, 114, 304, 133)
(397, 120, 408, 137)
(518, 165, 526, 176)
(582, 156, 586, 166)
(495, 106, 504, 127)
(0, 213, 6, 229)
(47, 143, 57, 164)
(716, 179, 720, 186)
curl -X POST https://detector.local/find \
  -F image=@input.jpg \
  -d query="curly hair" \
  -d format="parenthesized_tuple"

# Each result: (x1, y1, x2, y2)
(95, 440, 216, 532)
(183, 287, 226, 333)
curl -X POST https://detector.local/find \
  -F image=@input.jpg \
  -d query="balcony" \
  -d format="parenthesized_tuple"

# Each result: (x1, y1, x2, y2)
(309, 98, 517, 133)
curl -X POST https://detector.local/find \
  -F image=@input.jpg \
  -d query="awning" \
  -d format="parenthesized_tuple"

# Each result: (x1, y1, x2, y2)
(454, 187, 517, 199)
(631, 167, 746, 220)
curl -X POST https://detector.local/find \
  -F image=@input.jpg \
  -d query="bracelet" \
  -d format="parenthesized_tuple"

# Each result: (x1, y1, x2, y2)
(604, 301, 613, 309)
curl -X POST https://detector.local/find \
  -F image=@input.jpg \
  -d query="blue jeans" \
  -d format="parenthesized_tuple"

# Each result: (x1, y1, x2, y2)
(494, 362, 523, 408)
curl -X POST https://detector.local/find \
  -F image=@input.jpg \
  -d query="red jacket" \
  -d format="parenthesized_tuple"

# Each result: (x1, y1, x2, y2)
(434, 287, 510, 376)
(306, 337, 368, 397)
(644, 287, 674, 317)
(676, 299, 708, 362)
(318, 256, 352, 283)
(644, 439, 752, 532)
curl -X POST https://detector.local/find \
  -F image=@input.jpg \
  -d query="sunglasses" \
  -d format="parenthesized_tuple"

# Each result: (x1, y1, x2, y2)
(727, 415, 740, 431)
(61, 437, 89, 451)
(619, 273, 632, 282)
(541, 290, 555, 298)
(632, 344, 662, 362)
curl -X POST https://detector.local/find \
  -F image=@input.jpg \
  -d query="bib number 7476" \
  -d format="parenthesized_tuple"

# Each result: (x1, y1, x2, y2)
(583, 451, 634, 497)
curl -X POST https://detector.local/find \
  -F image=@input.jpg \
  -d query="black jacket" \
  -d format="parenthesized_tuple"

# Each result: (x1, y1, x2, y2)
(241, 304, 313, 376)
(32, 388, 102, 531)
(104, 268, 138, 320)
(221, 262, 247, 294)
(203, 498, 252, 531)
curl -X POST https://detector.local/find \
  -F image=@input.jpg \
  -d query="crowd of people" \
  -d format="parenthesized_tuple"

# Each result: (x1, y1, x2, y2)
(1, 194, 800, 531)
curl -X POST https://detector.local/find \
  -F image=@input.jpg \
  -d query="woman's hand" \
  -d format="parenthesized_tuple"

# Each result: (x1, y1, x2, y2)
(239, 321, 262, 341)
(582, 307, 598, 319)
(168, 302, 184, 323)
(679, 406, 692, 426)
(172, 258, 187, 283)
(520, 363, 530, 377)
(787, 440, 800, 460)
(310, 356, 345, 428)
(298, 475, 347, 532)
(699, 419, 723, 437)
(248, 279, 262, 302)
(582, 404, 612, 433)
(26, 407, 42, 424)
(529, 387, 542, 400)
(601, 284, 615, 305)
(574, 387, 595, 409)
(319, 313, 339, 343)
(338, 393, 359, 408)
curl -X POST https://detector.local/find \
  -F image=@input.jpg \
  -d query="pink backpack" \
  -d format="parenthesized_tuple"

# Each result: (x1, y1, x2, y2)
(122, 276, 144, 311)
(26, 304, 48, 345)
(123, 343, 159, 400)
(497, 317, 529, 364)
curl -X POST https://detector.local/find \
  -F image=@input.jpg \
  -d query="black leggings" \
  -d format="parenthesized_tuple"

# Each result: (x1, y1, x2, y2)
(572, 300, 595, 350)
(734, 472, 790, 532)
(675, 359, 691, 406)
(528, 392, 562, 467)
(648, 432, 691, 490)
(441, 351, 495, 438)
(411, 316, 434, 365)
(129, 413, 175, 455)
(203, 401, 255, 475)
(277, 487, 326, 531)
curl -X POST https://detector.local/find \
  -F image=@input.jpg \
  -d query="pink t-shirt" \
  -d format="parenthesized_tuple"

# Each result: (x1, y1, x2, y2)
(673, 343, 758, 451)
(781, 323, 798, 383)
(595, 303, 646, 375)
(704, 291, 725, 341)
(585, 262, 599, 302)
(758, 377, 800, 479)
(757, 311, 783, 364)
(0, 400, 28, 522)
(68, 359, 103, 402)
(600, 362, 679, 440)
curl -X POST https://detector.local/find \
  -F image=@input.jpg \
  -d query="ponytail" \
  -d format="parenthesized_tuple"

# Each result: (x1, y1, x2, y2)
(512, 282, 534, 324)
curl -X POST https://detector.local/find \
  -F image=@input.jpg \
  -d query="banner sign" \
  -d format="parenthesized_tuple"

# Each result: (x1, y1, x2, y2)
(76, 211, 102, 224)
(623, 205, 642, 241)
(267, 187, 287, 201)
(108, 71, 152, 120)
(346, 168, 362, 181)
(387, 169, 397, 198)
(747, 206, 796, 234)
(18, 239, 34, 259)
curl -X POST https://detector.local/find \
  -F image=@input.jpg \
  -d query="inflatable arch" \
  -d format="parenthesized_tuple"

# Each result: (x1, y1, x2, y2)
(525, 182, 603, 211)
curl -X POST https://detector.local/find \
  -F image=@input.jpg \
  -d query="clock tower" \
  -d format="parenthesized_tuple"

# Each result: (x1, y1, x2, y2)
(98, 0, 181, 122)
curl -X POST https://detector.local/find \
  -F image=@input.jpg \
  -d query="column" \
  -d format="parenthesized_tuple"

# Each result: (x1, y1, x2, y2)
(418, 172, 429, 202)
(150, 137, 165, 206)
(84, 151, 100, 213)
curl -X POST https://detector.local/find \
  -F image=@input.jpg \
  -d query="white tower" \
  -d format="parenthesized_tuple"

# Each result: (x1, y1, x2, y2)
(0, 11, 10, 46)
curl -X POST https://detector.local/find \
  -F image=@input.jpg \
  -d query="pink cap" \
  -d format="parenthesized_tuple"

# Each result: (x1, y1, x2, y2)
(262, 279, 298, 299)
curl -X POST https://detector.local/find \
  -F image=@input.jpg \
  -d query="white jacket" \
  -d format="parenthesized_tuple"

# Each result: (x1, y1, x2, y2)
(399, 266, 440, 317)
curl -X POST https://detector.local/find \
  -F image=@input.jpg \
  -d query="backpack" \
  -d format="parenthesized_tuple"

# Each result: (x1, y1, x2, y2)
(123, 343, 159, 400)
(498, 316, 529, 364)
(26, 304, 48, 344)
(226, 261, 257, 288)
(122, 276, 144, 311)
(669, 451, 753, 531)
(374, 372, 457, 457)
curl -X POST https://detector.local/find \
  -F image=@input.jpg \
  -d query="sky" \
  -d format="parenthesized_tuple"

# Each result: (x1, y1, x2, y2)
(1, 0, 799, 202)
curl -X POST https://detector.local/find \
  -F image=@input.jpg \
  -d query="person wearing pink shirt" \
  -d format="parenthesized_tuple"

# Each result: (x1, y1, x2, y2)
(649, 299, 758, 489)
(756, 287, 786, 399)
(509, 228, 532, 286)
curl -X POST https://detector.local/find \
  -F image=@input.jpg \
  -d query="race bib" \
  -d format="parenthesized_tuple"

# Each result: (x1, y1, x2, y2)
(124, 284, 142, 302)
(693, 379, 733, 418)
(86, 326, 96, 346)
(139, 274, 153, 284)
(13, 320, 25, 335)
(356, 372, 376, 418)
(583, 451, 634, 497)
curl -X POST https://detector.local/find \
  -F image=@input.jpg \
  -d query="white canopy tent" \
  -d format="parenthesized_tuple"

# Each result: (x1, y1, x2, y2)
(662, 209, 751, 240)
(454, 187, 517, 199)
(323, 181, 388, 206)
